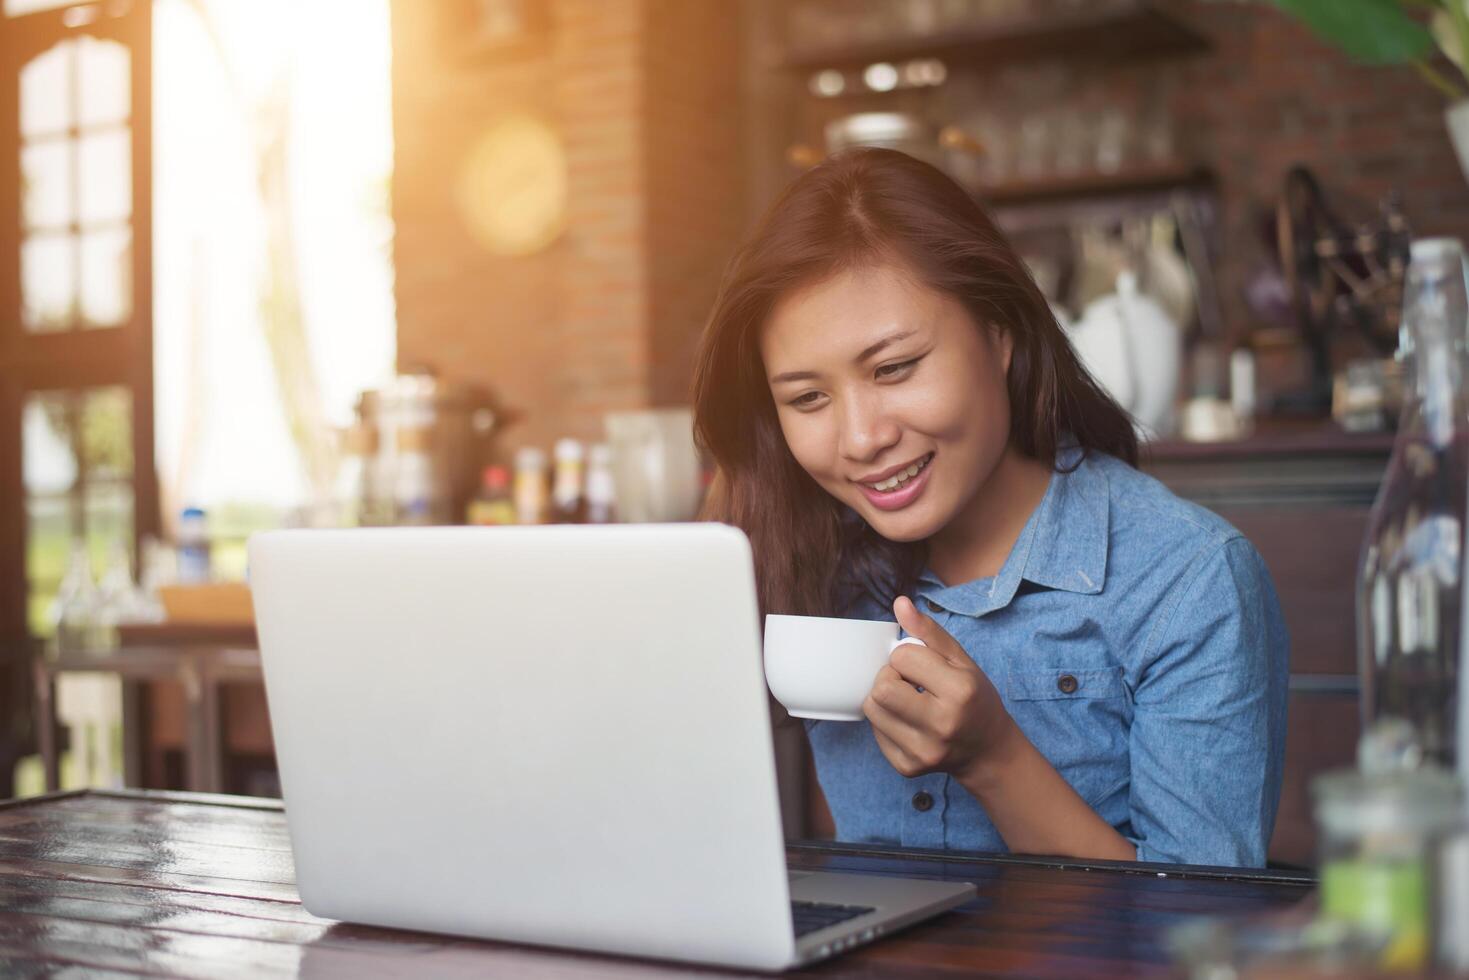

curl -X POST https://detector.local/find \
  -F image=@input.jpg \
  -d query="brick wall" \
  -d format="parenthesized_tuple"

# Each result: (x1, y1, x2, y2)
(644, 1, 745, 406)
(389, 1, 559, 451)
(1177, 1, 1469, 344)
(390, 0, 744, 452)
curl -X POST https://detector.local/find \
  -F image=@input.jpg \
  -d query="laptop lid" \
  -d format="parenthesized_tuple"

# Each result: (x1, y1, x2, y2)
(249, 524, 797, 971)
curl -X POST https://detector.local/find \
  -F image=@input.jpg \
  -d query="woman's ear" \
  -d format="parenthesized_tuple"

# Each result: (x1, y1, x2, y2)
(1000, 328, 1014, 376)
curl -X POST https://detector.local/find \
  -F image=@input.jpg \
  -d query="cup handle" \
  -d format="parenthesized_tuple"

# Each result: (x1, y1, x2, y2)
(888, 635, 928, 693)
(887, 635, 927, 654)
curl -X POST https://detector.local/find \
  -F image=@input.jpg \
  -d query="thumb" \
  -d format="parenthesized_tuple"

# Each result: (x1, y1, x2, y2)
(893, 595, 964, 664)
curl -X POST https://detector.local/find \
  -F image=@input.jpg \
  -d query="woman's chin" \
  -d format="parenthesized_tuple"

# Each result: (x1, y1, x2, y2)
(862, 501, 944, 543)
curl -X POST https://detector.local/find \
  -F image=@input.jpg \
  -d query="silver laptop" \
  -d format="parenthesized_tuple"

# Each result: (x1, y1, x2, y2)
(248, 524, 975, 972)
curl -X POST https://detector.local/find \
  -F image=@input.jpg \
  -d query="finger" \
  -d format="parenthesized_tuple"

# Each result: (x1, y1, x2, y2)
(870, 724, 925, 778)
(887, 641, 969, 701)
(893, 596, 971, 668)
(866, 665, 932, 731)
(866, 700, 930, 771)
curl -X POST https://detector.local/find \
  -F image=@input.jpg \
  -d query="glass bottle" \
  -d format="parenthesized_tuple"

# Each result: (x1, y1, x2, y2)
(94, 539, 141, 645)
(177, 506, 212, 585)
(1357, 237, 1469, 769)
(394, 427, 436, 526)
(550, 438, 587, 524)
(585, 443, 617, 524)
(334, 424, 375, 528)
(1312, 766, 1462, 972)
(466, 465, 516, 526)
(513, 447, 548, 525)
(134, 534, 170, 623)
(52, 541, 100, 652)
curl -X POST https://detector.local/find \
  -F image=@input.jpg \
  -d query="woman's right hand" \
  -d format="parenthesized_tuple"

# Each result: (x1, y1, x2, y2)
(863, 596, 1019, 786)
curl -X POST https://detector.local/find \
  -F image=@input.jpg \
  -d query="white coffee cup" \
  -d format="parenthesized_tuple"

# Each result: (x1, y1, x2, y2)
(763, 613, 927, 722)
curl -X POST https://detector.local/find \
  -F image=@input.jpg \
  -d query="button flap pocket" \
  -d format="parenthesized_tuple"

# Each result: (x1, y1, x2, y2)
(1006, 665, 1124, 701)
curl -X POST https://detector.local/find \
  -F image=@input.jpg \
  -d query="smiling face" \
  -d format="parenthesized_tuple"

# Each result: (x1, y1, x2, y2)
(760, 261, 1015, 543)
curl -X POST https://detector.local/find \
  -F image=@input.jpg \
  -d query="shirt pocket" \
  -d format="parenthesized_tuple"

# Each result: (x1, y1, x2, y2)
(1005, 666, 1126, 702)
(1005, 665, 1130, 810)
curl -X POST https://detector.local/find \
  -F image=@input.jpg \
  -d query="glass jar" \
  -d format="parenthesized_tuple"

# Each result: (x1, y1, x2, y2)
(1357, 237, 1469, 768)
(1312, 767, 1463, 971)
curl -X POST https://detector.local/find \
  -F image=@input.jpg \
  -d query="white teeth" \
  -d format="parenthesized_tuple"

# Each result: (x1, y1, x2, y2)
(866, 455, 930, 492)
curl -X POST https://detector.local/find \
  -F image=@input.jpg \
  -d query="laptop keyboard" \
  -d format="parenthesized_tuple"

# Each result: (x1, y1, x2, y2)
(791, 900, 876, 938)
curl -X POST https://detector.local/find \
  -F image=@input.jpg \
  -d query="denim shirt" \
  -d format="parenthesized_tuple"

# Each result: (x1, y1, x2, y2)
(805, 448, 1290, 867)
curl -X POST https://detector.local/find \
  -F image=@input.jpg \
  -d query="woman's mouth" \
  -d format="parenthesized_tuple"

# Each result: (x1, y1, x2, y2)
(856, 453, 934, 512)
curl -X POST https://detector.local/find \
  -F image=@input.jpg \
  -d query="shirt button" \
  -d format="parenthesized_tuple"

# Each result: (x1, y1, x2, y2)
(911, 791, 934, 812)
(1057, 674, 1079, 695)
(925, 600, 942, 613)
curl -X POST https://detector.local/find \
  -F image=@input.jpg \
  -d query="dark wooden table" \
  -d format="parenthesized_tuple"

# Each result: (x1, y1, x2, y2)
(0, 790, 1316, 977)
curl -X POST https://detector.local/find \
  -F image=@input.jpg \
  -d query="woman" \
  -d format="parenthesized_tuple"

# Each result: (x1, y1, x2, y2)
(691, 148, 1288, 868)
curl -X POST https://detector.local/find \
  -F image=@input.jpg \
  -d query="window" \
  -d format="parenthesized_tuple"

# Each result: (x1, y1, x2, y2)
(151, 0, 396, 570)
(21, 34, 133, 332)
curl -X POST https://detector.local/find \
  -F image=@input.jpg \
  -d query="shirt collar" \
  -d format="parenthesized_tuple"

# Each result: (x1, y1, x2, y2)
(916, 447, 1110, 618)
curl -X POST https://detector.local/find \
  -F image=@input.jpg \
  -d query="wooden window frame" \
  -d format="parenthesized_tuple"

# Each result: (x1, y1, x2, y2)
(0, 0, 155, 796)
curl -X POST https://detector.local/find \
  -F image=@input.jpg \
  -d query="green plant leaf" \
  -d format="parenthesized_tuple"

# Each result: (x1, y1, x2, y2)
(1447, 0, 1469, 77)
(1273, 0, 1436, 63)
(1431, 9, 1464, 69)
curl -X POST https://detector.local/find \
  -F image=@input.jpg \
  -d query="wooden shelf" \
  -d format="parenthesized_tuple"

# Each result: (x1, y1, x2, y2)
(1145, 421, 1396, 464)
(116, 621, 258, 648)
(973, 162, 1214, 207)
(779, 0, 1209, 71)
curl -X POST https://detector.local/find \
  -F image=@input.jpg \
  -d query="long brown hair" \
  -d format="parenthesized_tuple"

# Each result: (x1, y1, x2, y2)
(692, 148, 1136, 619)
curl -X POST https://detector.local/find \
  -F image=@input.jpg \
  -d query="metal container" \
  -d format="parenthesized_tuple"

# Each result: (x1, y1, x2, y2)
(354, 372, 509, 525)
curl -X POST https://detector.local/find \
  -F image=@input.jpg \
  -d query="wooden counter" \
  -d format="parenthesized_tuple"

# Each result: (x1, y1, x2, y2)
(0, 790, 1313, 977)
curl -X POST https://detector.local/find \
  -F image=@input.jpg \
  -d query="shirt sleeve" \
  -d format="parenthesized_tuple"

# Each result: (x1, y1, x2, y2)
(1126, 535, 1290, 867)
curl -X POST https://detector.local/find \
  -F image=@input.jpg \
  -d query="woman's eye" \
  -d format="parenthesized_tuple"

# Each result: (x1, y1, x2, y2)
(791, 391, 824, 408)
(876, 358, 919, 379)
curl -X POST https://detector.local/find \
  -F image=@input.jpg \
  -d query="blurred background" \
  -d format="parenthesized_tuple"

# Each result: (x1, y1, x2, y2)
(2, 0, 1467, 870)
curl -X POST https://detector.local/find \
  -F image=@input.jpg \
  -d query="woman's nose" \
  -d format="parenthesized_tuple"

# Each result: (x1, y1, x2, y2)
(838, 391, 900, 462)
